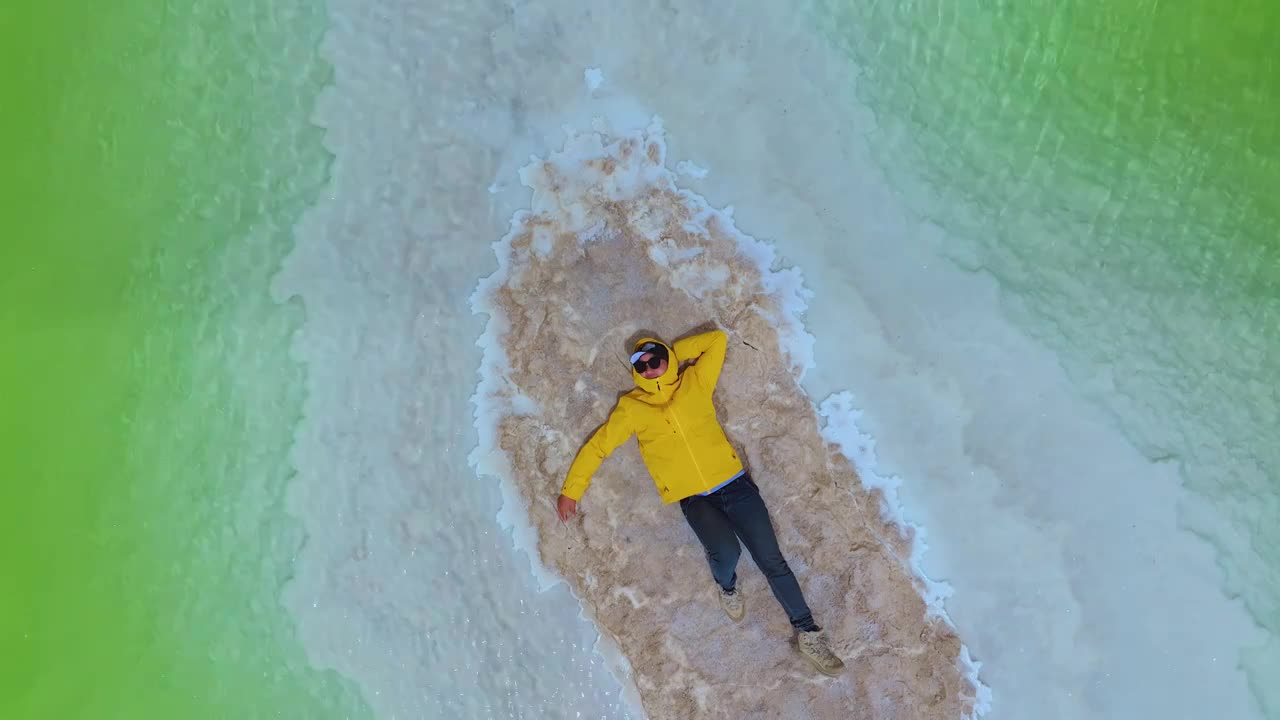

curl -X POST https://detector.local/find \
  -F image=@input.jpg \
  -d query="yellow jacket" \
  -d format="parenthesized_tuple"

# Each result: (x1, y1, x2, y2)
(561, 329, 745, 504)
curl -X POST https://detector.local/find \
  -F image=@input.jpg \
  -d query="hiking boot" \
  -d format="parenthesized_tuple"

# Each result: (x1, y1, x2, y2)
(718, 586, 745, 622)
(797, 630, 844, 676)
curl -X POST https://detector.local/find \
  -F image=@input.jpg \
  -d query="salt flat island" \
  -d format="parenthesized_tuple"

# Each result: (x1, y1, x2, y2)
(469, 118, 988, 719)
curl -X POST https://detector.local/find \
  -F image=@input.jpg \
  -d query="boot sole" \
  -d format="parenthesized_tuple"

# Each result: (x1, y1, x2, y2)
(802, 654, 845, 677)
(721, 602, 746, 622)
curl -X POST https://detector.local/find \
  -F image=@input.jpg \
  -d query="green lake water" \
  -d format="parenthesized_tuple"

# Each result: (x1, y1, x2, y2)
(815, 0, 1280, 714)
(1, 2, 371, 718)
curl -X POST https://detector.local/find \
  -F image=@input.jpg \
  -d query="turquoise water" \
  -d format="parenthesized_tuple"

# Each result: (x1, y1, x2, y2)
(814, 0, 1280, 714)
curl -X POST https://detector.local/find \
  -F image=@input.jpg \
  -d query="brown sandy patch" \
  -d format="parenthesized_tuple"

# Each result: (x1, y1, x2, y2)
(472, 121, 981, 719)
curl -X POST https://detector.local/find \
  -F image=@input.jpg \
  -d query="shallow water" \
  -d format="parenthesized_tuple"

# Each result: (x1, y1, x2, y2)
(8, 0, 1277, 718)
(3, 1, 369, 718)
(814, 1, 1280, 712)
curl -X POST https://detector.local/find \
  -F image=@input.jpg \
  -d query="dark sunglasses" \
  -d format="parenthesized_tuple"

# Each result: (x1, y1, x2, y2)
(633, 355, 665, 373)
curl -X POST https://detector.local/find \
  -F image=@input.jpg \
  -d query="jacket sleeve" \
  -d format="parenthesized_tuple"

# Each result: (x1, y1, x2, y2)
(560, 403, 633, 501)
(672, 329, 728, 391)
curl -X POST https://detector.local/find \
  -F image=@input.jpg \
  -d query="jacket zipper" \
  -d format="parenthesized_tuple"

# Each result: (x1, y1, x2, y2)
(668, 406, 707, 490)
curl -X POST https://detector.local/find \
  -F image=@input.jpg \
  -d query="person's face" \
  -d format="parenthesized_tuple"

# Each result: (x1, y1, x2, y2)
(636, 352, 668, 380)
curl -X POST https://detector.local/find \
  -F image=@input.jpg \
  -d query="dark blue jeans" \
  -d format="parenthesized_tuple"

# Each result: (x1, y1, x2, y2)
(679, 472, 819, 632)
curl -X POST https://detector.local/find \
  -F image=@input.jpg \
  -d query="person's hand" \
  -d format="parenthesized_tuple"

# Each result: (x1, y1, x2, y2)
(556, 494, 578, 522)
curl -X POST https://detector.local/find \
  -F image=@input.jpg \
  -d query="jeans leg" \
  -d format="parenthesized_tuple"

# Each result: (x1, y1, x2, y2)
(680, 495, 742, 592)
(723, 476, 819, 631)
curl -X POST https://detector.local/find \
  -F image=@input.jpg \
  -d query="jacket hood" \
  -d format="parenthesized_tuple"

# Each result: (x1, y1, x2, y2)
(631, 337, 680, 400)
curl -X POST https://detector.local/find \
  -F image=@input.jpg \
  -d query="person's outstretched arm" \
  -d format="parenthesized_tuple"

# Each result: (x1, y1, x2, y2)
(558, 403, 633, 519)
(673, 328, 729, 391)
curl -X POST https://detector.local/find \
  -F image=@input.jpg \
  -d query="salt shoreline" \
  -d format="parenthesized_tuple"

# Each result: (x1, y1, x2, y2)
(273, 0, 1264, 717)
(469, 118, 987, 718)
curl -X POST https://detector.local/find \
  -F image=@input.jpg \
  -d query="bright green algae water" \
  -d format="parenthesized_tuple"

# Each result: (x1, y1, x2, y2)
(1, 2, 371, 718)
(813, 0, 1280, 714)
